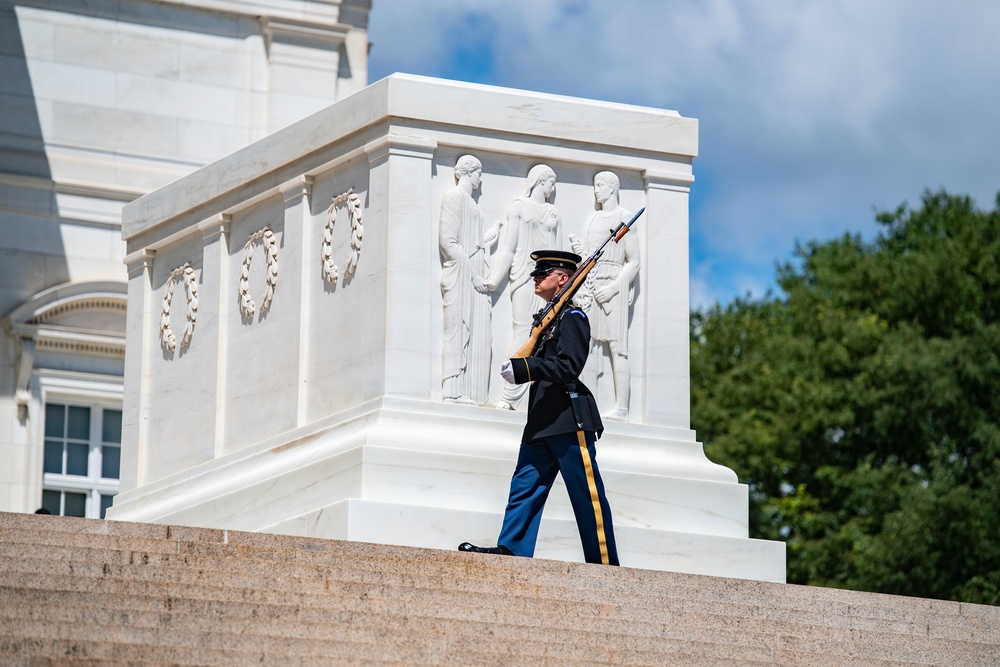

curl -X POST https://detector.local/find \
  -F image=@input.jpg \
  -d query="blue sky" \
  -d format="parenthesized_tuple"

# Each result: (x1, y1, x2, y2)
(367, 0, 1000, 309)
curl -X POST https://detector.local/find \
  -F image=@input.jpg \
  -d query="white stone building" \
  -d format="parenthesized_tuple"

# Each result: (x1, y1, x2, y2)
(0, 0, 371, 518)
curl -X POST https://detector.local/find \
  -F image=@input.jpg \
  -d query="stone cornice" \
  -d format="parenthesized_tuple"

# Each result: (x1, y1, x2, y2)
(260, 16, 351, 46)
(150, 0, 349, 26)
(644, 169, 696, 193)
(25, 327, 126, 359)
(123, 75, 697, 242)
(364, 135, 438, 166)
(0, 172, 145, 202)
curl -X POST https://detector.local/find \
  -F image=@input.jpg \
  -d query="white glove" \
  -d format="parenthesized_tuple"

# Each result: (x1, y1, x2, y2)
(500, 360, 515, 384)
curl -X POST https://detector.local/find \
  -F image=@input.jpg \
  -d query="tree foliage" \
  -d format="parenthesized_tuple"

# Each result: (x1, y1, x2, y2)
(691, 190, 1000, 603)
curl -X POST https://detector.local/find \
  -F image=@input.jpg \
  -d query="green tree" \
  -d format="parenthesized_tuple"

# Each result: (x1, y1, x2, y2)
(691, 190, 1000, 603)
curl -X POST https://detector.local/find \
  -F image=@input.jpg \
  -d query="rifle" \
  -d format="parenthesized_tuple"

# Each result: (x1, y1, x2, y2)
(511, 207, 645, 359)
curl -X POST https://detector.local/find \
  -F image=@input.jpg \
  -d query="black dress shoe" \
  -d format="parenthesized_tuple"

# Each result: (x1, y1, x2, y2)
(458, 542, 513, 555)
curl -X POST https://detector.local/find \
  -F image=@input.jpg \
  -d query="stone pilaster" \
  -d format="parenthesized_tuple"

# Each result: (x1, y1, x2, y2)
(643, 169, 695, 428)
(121, 249, 155, 491)
(365, 135, 439, 398)
(196, 214, 232, 461)
(277, 176, 314, 427)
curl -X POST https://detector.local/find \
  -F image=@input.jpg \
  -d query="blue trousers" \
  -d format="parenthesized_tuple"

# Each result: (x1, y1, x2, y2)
(497, 431, 619, 565)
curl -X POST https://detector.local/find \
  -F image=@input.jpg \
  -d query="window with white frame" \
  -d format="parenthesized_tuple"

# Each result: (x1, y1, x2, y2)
(41, 401, 121, 518)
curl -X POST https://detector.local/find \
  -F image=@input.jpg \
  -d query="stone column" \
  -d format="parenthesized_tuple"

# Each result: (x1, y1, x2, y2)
(643, 169, 695, 428)
(120, 249, 154, 491)
(196, 214, 231, 462)
(364, 135, 438, 398)
(277, 176, 314, 427)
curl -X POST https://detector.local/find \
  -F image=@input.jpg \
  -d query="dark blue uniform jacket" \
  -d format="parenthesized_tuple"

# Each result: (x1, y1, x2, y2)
(510, 305, 604, 440)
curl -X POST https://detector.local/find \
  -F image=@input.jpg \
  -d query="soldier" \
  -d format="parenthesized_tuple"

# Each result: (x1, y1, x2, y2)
(459, 250, 619, 566)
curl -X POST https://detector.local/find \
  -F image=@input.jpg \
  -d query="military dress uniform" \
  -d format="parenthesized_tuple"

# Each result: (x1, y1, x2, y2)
(460, 250, 619, 566)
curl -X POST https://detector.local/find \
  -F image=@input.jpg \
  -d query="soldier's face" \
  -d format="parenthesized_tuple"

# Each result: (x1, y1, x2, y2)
(533, 269, 569, 300)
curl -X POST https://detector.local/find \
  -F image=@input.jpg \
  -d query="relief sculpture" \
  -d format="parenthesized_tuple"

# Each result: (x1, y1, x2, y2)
(322, 188, 364, 286)
(439, 155, 493, 405)
(570, 171, 640, 420)
(160, 262, 199, 352)
(238, 226, 279, 319)
(484, 164, 562, 410)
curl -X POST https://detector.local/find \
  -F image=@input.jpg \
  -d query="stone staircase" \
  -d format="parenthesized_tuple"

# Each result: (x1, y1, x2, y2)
(1, 512, 998, 666)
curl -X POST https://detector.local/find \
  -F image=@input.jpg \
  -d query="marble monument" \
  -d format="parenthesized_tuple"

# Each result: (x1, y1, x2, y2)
(108, 74, 785, 582)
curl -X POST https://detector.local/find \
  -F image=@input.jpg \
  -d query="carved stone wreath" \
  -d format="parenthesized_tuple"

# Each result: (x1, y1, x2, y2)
(322, 188, 364, 285)
(160, 263, 199, 352)
(239, 226, 279, 319)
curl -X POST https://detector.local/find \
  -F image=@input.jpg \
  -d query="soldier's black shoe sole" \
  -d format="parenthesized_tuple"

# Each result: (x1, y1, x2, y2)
(458, 542, 513, 555)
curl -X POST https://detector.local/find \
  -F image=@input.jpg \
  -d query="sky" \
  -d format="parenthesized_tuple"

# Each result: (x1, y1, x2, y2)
(366, 0, 1000, 310)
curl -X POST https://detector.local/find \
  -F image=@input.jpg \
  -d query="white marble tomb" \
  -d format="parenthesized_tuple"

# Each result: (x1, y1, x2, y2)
(108, 74, 785, 582)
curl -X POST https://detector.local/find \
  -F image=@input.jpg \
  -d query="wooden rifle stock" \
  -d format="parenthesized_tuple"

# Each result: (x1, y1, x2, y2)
(511, 207, 645, 359)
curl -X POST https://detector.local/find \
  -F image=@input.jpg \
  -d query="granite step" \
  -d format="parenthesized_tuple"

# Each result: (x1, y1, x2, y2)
(7, 550, 987, 662)
(3, 512, 999, 667)
(0, 612, 782, 667)
(2, 538, 990, 648)
(0, 521, 966, 628)
(5, 576, 992, 658)
(5, 544, 995, 656)
(0, 576, 797, 665)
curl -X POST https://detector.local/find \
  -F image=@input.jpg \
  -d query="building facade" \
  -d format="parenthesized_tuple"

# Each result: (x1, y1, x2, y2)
(0, 0, 371, 517)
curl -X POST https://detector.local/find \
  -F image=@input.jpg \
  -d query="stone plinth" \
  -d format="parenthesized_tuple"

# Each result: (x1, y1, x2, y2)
(108, 74, 784, 581)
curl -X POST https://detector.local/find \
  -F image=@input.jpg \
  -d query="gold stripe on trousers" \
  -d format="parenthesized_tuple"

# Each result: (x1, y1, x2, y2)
(576, 430, 609, 564)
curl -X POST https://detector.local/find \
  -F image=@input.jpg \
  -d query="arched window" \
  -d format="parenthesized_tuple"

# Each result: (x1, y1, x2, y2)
(3, 281, 126, 518)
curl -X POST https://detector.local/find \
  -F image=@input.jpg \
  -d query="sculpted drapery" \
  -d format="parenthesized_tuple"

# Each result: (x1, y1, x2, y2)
(439, 156, 492, 405)
(483, 164, 562, 410)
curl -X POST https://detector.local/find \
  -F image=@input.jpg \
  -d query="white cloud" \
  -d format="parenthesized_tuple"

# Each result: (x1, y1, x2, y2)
(370, 0, 1000, 305)
(689, 274, 715, 313)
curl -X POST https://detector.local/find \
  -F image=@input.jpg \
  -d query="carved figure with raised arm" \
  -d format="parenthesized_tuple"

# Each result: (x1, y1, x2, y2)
(439, 154, 492, 405)
(484, 164, 562, 410)
(570, 171, 640, 421)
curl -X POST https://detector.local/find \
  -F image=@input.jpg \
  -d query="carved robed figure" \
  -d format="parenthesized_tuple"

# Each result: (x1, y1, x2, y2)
(439, 155, 492, 405)
(484, 164, 563, 410)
